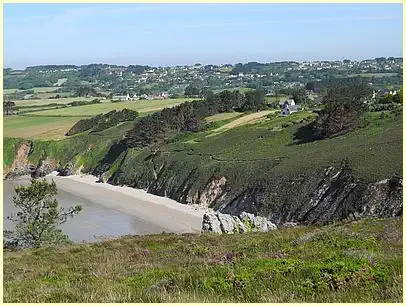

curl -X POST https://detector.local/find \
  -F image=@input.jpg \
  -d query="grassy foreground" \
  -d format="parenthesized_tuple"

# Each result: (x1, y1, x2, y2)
(3, 218, 402, 303)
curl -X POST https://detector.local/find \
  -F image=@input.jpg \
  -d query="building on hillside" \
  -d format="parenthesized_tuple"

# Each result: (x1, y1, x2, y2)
(280, 98, 301, 116)
(279, 98, 295, 109)
(112, 93, 131, 101)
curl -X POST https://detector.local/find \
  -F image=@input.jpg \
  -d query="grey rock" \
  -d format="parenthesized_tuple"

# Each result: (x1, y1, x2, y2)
(266, 221, 277, 231)
(254, 216, 269, 232)
(239, 212, 256, 227)
(283, 222, 298, 228)
(202, 212, 222, 233)
(57, 167, 73, 177)
(199, 176, 227, 207)
(217, 212, 236, 234)
(233, 216, 248, 233)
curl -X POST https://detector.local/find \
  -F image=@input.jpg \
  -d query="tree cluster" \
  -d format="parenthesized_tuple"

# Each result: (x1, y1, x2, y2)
(67, 99, 101, 107)
(184, 85, 200, 97)
(66, 109, 138, 136)
(73, 86, 98, 97)
(314, 83, 372, 138)
(124, 89, 266, 148)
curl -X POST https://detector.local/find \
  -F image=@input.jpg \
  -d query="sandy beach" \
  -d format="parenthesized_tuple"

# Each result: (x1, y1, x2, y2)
(45, 172, 207, 234)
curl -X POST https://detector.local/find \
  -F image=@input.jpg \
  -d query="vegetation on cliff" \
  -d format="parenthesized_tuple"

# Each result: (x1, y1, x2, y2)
(66, 108, 138, 136)
(3, 218, 402, 302)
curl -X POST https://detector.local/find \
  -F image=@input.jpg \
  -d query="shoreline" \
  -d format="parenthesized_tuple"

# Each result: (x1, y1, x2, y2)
(44, 172, 207, 234)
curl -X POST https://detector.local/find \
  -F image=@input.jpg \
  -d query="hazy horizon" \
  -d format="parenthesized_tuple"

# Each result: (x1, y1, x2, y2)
(4, 3, 403, 70)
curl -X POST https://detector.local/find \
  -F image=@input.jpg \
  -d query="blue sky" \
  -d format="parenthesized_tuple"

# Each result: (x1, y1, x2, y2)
(4, 3, 403, 69)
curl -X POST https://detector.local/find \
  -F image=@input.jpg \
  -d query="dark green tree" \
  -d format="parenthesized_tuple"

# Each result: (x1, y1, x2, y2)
(5, 179, 82, 249)
(315, 84, 372, 138)
(4, 101, 16, 116)
(305, 82, 315, 91)
(240, 89, 266, 112)
(184, 85, 200, 97)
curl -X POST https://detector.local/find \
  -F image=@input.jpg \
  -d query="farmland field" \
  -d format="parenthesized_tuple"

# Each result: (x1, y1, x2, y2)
(32, 86, 60, 93)
(204, 112, 242, 123)
(4, 98, 199, 140)
(3, 115, 88, 140)
(34, 92, 72, 99)
(13, 97, 95, 107)
(3, 88, 22, 94)
(265, 95, 288, 104)
(17, 98, 195, 117)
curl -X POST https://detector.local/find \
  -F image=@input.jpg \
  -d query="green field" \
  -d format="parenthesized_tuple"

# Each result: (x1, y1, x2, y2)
(3, 218, 402, 302)
(34, 92, 72, 99)
(32, 86, 60, 93)
(265, 95, 288, 104)
(17, 98, 194, 117)
(204, 112, 243, 123)
(3, 116, 88, 140)
(3, 88, 22, 94)
(13, 97, 95, 107)
(4, 98, 198, 140)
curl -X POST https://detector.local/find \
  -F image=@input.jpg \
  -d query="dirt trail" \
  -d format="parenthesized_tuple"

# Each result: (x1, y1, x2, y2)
(206, 110, 276, 137)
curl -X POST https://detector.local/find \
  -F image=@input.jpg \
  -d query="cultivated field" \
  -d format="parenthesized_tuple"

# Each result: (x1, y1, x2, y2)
(204, 112, 242, 123)
(3, 88, 22, 94)
(4, 98, 198, 140)
(34, 92, 72, 99)
(13, 97, 95, 107)
(209, 110, 275, 135)
(3, 116, 88, 140)
(18, 98, 194, 117)
(32, 86, 60, 93)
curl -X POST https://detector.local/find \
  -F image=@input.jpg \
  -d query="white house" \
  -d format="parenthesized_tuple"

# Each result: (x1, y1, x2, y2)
(280, 98, 301, 116)
(112, 93, 131, 101)
(279, 98, 295, 109)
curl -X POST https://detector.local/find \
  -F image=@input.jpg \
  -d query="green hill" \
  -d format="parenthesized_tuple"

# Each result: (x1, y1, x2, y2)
(3, 218, 402, 303)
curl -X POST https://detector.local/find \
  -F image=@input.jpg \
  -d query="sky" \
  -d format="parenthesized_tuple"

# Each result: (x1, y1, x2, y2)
(3, 3, 403, 69)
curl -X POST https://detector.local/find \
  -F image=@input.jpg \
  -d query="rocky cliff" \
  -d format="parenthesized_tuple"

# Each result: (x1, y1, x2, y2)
(5, 141, 402, 227)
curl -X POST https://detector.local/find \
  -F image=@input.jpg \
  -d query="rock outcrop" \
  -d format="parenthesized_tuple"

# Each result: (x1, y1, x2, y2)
(199, 176, 227, 207)
(4, 141, 34, 179)
(202, 211, 277, 234)
(32, 157, 57, 178)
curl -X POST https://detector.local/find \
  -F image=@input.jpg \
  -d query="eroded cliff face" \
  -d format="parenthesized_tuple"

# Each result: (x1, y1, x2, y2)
(217, 164, 402, 225)
(5, 142, 402, 226)
(108, 152, 402, 226)
(5, 142, 59, 179)
(4, 141, 34, 179)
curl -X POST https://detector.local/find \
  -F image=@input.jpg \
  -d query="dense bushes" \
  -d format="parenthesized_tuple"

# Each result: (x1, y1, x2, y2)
(66, 109, 138, 136)
(124, 89, 266, 148)
(67, 99, 101, 107)
(314, 83, 372, 138)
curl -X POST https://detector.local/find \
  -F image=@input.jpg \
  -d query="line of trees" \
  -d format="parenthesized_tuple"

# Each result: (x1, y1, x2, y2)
(125, 89, 266, 148)
(66, 109, 139, 136)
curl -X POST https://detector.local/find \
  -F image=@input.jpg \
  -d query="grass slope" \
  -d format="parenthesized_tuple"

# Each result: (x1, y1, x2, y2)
(3, 218, 402, 303)
(159, 111, 401, 182)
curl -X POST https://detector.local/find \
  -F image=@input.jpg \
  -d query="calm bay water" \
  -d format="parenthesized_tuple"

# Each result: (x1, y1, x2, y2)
(3, 178, 167, 243)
